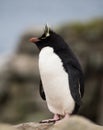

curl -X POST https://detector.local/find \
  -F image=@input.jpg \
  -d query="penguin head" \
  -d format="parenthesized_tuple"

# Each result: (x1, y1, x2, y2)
(29, 25, 66, 50)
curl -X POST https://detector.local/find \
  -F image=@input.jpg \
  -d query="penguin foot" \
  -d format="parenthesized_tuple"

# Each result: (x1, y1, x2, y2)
(64, 113, 70, 119)
(39, 114, 60, 123)
(39, 119, 58, 123)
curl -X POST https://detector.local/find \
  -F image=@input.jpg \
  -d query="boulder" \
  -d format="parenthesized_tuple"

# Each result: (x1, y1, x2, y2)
(0, 123, 16, 130)
(14, 116, 103, 130)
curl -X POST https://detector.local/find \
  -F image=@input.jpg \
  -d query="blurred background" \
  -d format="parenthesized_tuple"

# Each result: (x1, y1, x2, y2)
(0, 0, 103, 125)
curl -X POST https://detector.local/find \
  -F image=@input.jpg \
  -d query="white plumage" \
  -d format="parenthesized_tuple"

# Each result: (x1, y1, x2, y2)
(39, 46, 75, 115)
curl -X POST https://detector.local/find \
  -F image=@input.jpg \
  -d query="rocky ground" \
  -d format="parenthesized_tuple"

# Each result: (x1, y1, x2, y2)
(0, 116, 103, 130)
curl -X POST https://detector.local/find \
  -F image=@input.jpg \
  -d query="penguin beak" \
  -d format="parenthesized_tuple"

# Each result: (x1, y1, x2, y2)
(29, 24, 50, 43)
(29, 37, 40, 43)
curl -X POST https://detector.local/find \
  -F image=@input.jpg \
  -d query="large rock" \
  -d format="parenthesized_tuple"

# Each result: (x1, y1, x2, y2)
(14, 116, 103, 130)
(0, 124, 16, 130)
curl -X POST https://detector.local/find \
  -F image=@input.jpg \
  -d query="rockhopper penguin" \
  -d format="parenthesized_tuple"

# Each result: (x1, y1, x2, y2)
(29, 25, 84, 123)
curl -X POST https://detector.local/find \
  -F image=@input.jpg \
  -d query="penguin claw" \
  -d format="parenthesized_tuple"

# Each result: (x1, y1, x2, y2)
(39, 119, 60, 123)
(40, 114, 60, 123)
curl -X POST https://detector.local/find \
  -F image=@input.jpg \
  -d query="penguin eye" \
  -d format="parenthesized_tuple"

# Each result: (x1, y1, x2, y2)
(41, 35, 47, 39)
(41, 32, 50, 39)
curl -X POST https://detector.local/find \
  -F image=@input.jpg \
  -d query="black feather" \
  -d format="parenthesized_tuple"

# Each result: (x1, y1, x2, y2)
(39, 80, 46, 100)
(66, 64, 82, 105)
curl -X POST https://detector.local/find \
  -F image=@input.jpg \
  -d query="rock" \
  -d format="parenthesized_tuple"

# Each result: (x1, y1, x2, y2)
(52, 116, 103, 130)
(14, 116, 103, 130)
(0, 123, 16, 130)
(8, 54, 39, 79)
(14, 122, 53, 130)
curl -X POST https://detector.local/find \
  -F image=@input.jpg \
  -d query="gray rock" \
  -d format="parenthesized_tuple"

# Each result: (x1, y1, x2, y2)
(0, 123, 16, 130)
(14, 116, 103, 130)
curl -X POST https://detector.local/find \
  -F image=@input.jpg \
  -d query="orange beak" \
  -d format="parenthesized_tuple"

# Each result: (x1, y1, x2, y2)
(29, 37, 40, 43)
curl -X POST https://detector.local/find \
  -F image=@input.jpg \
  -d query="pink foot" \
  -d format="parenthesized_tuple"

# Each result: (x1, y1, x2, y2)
(55, 114, 70, 124)
(64, 113, 70, 119)
(40, 114, 60, 123)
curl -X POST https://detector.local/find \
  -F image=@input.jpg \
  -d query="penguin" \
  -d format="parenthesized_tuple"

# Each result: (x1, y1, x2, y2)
(29, 25, 84, 123)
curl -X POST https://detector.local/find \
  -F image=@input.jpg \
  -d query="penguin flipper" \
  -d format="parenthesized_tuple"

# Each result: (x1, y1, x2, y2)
(39, 80, 46, 100)
(66, 64, 83, 106)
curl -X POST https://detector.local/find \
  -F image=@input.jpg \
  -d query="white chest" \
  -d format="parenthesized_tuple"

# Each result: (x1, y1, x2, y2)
(39, 47, 75, 115)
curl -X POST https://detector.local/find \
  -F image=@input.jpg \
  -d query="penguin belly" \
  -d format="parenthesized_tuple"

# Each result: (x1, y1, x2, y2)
(39, 47, 75, 115)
